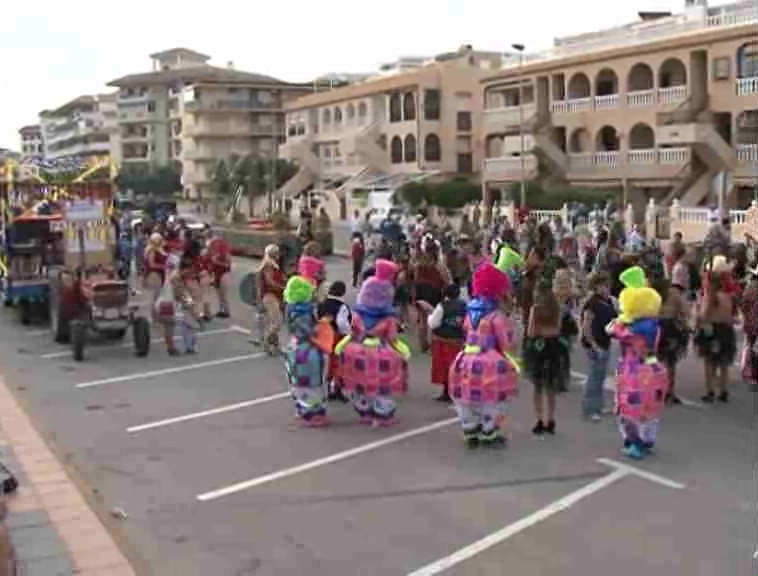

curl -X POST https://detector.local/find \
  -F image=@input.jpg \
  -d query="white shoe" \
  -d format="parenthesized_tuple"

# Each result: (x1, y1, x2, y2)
(590, 413, 602, 422)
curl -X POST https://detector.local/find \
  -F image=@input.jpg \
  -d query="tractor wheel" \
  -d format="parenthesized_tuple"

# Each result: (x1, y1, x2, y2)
(71, 321, 87, 362)
(133, 317, 151, 357)
(49, 281, 70, 344)
(18, 300, 32, 326)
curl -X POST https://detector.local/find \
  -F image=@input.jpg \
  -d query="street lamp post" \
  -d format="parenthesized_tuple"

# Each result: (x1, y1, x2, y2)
(512, 43, 526, 208)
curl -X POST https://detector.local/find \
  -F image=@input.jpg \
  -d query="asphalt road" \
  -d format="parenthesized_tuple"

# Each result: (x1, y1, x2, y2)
(0, 257, 755, 576)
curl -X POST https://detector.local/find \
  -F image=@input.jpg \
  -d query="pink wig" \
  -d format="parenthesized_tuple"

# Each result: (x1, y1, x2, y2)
(374, 259, 398, 282)
(297, 256, 324, 285)
(472, 262, 511, 300)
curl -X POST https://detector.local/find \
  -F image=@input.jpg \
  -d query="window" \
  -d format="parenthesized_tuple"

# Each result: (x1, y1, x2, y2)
(712, 57, 731, 80)
(738, 43, 758, 78)
(390, 136, 403, 163)
(403, 93, 416, 121)
(334, 107, 343, 124)
(424, 90, 441, 120)
(358, 101, 368, 119)
(457, 112, 472, 131)
(389, 93, 402, 122)
(424, 133, 441, 162)
(147, 101, 156, 113)
(322, 108, 331, 125)
(457, 153, 473, 174)
(404, 134, 417, 162)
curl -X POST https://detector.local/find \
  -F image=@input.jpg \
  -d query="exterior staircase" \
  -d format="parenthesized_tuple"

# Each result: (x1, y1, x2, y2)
(532, 113, 569, 175)
(274, 136, 319, 202)
(350, 122, 389, 172)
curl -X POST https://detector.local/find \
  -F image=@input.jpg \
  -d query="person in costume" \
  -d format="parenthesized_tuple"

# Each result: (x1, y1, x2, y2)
(298, 255, 326, 297)
(607, 266, 668, 460)
(318, 281, 352, 403)
(283, 274, 329, 427)
(654, 277, 690, 405)
(144, 232, 168, 311)
(205, 229, 232, 318)
(427, 284, 466, 404)
(412, 241, 449, 352)
(740, 266, 757, 386)
(553, 267, 578, 393)
(255, 244, 287, 355)
(449, 262, 519, 448)
(337, 259, 410, 426)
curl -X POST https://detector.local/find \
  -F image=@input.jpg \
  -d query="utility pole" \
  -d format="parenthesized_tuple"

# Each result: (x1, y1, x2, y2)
(512, 44, 526, 208)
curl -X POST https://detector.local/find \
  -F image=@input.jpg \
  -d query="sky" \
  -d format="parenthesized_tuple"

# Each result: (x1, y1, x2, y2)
(0, 0, 712, 149)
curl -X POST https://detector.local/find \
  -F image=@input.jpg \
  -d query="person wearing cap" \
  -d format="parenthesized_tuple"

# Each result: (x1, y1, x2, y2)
(336, 259, 410, 427)
(255, 244, 286, 354)
(448, 262, 519, 448)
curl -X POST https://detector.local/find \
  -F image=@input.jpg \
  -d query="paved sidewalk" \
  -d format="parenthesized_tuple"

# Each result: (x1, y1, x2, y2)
(0, 376, 135, 576)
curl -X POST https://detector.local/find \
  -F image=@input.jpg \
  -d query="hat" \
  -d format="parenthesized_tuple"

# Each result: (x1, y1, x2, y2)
(374, 259, 398, 282)
(619, 266, 646, 290)
(471, 262, 511, 300)
(283, 275, 315, 305)
(297, 256, 324, 285)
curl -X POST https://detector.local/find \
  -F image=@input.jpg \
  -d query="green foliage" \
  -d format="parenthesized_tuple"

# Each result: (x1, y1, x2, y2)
(398, 181, 427, 208)
(270, 210, 291, 231)
(504, 181, 619, 210)
(397, 178, 481, 210)
(115, 164, 181, 196)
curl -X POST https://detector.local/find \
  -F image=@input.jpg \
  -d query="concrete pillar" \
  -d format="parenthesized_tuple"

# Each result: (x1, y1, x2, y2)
(689, 50, 708, 113)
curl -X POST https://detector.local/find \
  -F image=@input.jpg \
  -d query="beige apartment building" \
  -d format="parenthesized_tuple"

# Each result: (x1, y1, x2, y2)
(38, 94, 118, 161)
(18, 125, 43, 159)
(481, 0, 758, 213)
(279, 46, 504, 219)
(107, 48, 311, 200)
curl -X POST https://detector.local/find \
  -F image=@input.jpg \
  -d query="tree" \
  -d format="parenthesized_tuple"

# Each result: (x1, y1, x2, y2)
(211, 160, 232, 217)
(115, 164, 181, 197)
(397, 181, 428, 209)
(426, 178, 480, 210)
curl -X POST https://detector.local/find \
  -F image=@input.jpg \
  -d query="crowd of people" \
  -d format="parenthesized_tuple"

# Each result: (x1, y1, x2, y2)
(254, 207, 757, 461)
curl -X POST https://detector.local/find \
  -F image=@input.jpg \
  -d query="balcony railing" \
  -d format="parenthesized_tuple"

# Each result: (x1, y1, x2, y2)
(483, 103, 536, 126)
(483, 155, 538, 173)
(551, 97, 593, 114)
(737, 144, 758, 163)
(628, 149, 658, 164)
(568, 152, 595, 169)
(627, 89, 656, 107)
(659, 147, 691, 164)
(594, 94, 619, 110)
(594, 151, 621, 167)
(658, 85, 688, 104)
(737, 77, 758, 96)
(185, 99, 277, 112)
(569, 151, 622, 169)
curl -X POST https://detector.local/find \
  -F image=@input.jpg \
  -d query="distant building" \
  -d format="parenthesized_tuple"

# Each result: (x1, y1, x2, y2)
(279, 45, 505, 220)
(39, 94, 118, 161)
(18, 125, 43, 159)
(107, 48, 312, 200)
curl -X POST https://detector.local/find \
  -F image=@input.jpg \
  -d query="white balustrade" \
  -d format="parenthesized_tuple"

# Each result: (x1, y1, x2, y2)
(658, 85, 688, 104)
(594, 94, 619, 110)
(707, 7, 758, 27)
(628, 149, 658, 164)
(594, 151, 621, 167)
(484, 103, 536, 126)
(737, 77, 758, 96)
(678, 207, 710, 225)
(626, 89, 656, 107)
(659, 147, 691, 164)
(551, 101, 568, 113)
(567, 97, 593, 113)
(483, 155, 538, 175)
(737, 144, 758, 163)
(568, 152, 594, 169)
(731, 210, 747, 225)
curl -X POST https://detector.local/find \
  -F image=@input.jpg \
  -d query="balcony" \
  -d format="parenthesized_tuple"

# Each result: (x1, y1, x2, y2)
(568, 151, 621, 171)
(658, 147, 691, 165)
(594, 94, 620, 110)
(658, 85, 688, 105)
(736, 77, 758, 96)
(483, 154, 539, 182)
(184, 99, 278, 113)
(551, 98, 593, 114)
(735, 144, 758, 180)
(483, 103, 537, 132)
(627, 89, 656, 107)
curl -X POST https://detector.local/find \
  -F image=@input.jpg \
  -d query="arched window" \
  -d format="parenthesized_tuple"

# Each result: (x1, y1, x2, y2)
(334, 106, 343, 124)
(627, 63, 655, 92)
(569, 128, 591, 153)
(322, 108, 331, 125)
(390, 136, 403, 163)
(403, 92, 416, 121)
(357, 101, 368, 121)
(659, 58, 687, 88)
(424, 133, 441, 162)
(404, 134, 417, 162)
(629, 123, 655, 150)
(596, 125, 620, 152)
(346, 103, 356, 121)
(595, 68, 619, 96)
(567, 73, 591, 99)
(738, 43, 758, 79)
(389, 93, 402, 122)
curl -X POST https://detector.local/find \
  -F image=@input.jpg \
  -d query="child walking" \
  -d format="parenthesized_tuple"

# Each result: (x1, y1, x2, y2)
(427, 284, 466, 404)
(553, 268, 578, 392)
(449, 263, 519, 448)
(525, 281, 563, 435)
(580, 272, 615, 421)
(318, 281, 352, 403)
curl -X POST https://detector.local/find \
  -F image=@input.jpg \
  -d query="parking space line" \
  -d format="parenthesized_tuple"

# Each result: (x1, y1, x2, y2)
(196, 417, 458, 502)
(127, 391, 290, 433)
(41, 327, 238, 359)
(571, 371, 704, 409)
(407, 458, 686, 576)
(75, 353, 266, 389)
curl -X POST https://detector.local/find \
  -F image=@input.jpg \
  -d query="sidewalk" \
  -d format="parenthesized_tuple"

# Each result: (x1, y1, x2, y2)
(0, 376, 135, 576)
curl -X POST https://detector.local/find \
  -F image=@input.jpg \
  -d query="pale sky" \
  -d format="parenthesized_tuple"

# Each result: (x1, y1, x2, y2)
(0, 0, 709, 149)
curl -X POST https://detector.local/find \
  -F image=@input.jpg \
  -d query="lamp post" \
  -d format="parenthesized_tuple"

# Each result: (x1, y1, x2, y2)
(511, 43, 526, 209)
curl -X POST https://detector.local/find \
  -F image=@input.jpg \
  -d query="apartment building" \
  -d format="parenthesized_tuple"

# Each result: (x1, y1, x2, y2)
(18, 125, 43, 159)
(107, 48, 311, 200)
(38, 94, 118, 161)
(279, 46, 503, 219)
(481, 0, 758, 212)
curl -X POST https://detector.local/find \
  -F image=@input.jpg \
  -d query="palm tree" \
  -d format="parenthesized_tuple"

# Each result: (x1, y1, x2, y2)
(211, 159, 232, 218)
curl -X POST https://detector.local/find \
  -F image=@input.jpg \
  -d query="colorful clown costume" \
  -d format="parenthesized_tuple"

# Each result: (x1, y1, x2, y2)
(283, 275, 328, 426)
(337, 260, 410, 426)
(608, 266, 668, 459)
(449, 262, 519, 447)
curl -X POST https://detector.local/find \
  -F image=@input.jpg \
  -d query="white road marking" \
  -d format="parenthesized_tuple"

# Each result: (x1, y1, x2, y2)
(571, 371, 704, 409)
(197, 417, 458, 502)
(75, 353, 265, 389)
(25, 329, 50, 337)
(127, 391, 290, 433)
(230, 325, 251, 335)
(596, 458, 687, 490)
(407, 459, 686, 576)
(41, 327, 238, 359)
